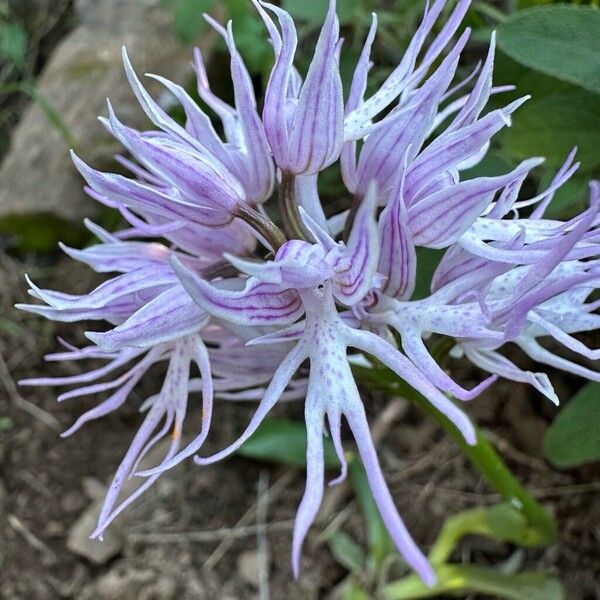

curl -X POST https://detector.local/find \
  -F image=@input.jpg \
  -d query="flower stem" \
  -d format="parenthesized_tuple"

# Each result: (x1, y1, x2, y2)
(235, 203, 287, 251)
(352, 363, 557, 546)
(278, 172, 314, 241)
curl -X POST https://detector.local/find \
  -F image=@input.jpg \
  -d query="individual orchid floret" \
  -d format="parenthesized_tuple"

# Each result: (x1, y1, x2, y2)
(348, 27, 471, 199)
(363, 289, 501, 403)
(166, 201, 477, 585)
(73, 41, 280, 241)
(123, 43, 274, 206)
(190, 20, 275, 203)
(20, 316, 214, 540)
(458, 150, 593, 264)
(256, 0, 344, 175)
(17, 212, 283, 538)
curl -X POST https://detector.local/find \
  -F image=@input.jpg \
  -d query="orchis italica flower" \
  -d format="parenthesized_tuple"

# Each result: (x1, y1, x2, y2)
(19, 0, 600, 587)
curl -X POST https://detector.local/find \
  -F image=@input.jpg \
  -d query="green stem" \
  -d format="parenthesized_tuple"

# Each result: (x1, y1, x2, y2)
(408, 392, 557, 546)
(352, 364, 557, 546)
(235, 203, 287, 251)
(382, 564, 564, 600)
(278, 172, 314, 241)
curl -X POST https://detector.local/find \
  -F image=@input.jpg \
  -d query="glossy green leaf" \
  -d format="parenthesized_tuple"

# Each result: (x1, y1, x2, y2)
(497, 6, 600, 95)
(383, 564, 564, 600)
(504, 88, 600, 173)
(327, 531, 367, 574)
(543, 382, 600, 468)
(237, 418, 341, 468)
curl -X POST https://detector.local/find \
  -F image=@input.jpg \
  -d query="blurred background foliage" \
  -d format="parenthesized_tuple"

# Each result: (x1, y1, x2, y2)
(0, 0, 74, 158)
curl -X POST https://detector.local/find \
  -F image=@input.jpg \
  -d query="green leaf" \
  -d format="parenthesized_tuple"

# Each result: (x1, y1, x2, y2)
(174, 0, 214, 43)
(538, 171, 589, 220)
(237, 418, 341, 468)
(0, 417, 13, 431)
(349, 459, 394, 570)
(497, 6, 600, 95)
(339, 580, 373, 600)
(0, 213, 87, 252)
(429, 504, 531, 565)
(0, 22, 27, 67)
(327, 531, 367, 574)
(543, 382, 600, 468)
(383, 564, 564, 600)
(0, 83, 77, 149)
(488, 51, 573, 110)
(282, 0, 358, 24)
(229, 14, 273, 75)
(503, 88, 600, 173)
(462, 151, 516, 180)
(411, 248, 444, 301)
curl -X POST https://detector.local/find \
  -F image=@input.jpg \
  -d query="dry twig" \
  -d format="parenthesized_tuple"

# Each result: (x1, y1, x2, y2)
(202, 470, 296, 572)
(128, 519, 294, 545)
(7, 514, 57, 562)
(0, 349, 61, 431)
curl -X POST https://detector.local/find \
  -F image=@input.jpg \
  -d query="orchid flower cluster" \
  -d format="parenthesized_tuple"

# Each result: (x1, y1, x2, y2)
(19, 0, 600, 586)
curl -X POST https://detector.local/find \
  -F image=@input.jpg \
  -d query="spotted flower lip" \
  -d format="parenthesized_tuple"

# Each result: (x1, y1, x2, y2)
(168, 198, 478, 585)
(17, 0, 600, 589)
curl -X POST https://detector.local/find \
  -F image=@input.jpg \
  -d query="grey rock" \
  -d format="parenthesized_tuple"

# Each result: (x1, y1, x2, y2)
(0, 0, 212, 223)
(67, 500, 123, 564)
(82, 476, 105, 501)
(237, 549, 261, 588)
(95, 566, 155, 599)
(67, 438, 185, 564)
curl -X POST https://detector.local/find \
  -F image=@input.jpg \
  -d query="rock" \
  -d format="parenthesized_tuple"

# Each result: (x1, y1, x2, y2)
(95, 566, 154, 599)
(138, 575, 177, 600)
(82, 476, 105, 501)
(67, 438, 185, 564)
(67, 500, 123, 564)
(0, 0, 213, 226)
(61, 489, 85, 513)
(237, 550, 261, 588)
